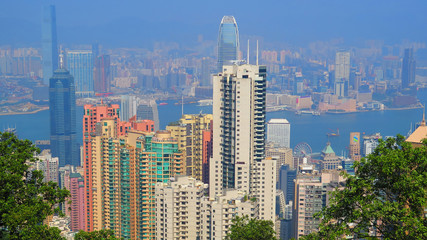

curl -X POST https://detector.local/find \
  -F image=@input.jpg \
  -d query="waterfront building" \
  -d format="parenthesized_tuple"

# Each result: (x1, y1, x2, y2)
(401, 48, 416, 89)
(66, 50, 93, 97)
(320, 142, 341, 170)
(41, 5, 58, 85)
(217, 16, 239, 73)
(120, 95, 138, 122)
(406, 115, 427, 148)
(363, 133, 381, 156)
(334, 51, 350, 97)
(267, 118, 290, 148)
(49, 58, 78, 167)
(136, 100, 160, 131)
(93, 55, 111, 93)
(210, 63, 266, 196)
(166, 114, 213, 180)
(349, 132, 361, 161)
(201, 57, 212, 86)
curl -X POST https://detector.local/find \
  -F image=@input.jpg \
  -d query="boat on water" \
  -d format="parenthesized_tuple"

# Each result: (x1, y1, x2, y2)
(159, 102, 168, 106)
(312, 111, 320, 116)
(327, 128, 340, 137)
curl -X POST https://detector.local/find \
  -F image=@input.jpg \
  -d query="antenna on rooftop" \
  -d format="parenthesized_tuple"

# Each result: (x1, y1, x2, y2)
(59, 46, 64, 69)
(256, 40, 259, 65)
(247, 39, 250, 64)
(181, 95, 184, 117)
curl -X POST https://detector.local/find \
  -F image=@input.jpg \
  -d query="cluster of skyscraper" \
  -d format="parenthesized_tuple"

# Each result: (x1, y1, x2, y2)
(41, 8, 390, 240)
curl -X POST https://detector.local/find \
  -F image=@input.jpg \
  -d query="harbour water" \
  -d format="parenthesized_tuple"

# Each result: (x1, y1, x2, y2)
(1, 89, 427, 156)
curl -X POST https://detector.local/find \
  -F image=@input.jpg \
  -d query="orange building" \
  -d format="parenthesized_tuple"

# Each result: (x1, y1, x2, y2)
(349, 132, 361, 161)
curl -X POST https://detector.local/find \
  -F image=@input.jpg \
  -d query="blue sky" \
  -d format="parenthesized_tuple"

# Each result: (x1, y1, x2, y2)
(1, 0, 426, 48)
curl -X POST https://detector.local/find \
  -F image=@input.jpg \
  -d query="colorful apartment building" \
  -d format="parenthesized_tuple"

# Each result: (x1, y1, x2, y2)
(87, 115, 183, 239)
(166, 114, 212, 180)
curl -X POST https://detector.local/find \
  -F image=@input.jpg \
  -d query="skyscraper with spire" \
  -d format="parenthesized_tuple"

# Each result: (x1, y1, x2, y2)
(217, 16, 239, 72)
(42, 5, 58, 85)
(49, 53, 78, 167)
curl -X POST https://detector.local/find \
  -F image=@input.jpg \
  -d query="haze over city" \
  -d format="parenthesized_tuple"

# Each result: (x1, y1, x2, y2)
(2, 0, 427, 47)
(0, 1, 426, 240)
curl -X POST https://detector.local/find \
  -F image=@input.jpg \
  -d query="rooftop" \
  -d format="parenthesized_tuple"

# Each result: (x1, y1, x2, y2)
(406, 117, 427, 144)
(268, 118, 289, 124)
(322, 142, 335, 154)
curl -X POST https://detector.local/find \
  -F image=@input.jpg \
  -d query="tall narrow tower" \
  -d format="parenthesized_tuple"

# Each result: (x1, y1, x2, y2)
(334, 50, 350, 97)
(217, 16, 239, 73)
(42, 5, 58, 85)
(210, 63, 267, 196)
(401, 48, 416, 89)
(49, 55, 78, 167)
(67, 50, 94, 97)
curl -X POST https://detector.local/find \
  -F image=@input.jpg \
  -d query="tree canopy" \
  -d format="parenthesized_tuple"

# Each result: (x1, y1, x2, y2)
(75, 229, 122, 240)
(0, 132, 70, 239)
(225, 215, 277, 240)
(303, 135, 427, 239)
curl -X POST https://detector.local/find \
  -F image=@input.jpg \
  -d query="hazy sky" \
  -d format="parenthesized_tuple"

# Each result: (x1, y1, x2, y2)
(1, 0, 426, 48)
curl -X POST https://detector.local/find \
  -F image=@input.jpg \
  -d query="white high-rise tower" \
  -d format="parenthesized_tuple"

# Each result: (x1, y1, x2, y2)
(210, 63, 267, 197)
(267, 118, 291, 148)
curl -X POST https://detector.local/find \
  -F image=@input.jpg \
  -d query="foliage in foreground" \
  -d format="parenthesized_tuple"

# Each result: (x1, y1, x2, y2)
(302, 135, 427, 239)
(225, 215, 277, 240)
(0, 132, 70, 239)
(75, 229, 122, 240)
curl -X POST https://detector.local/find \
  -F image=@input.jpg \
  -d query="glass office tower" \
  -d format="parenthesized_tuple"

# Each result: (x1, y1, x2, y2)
(217, 16, 239, 72)
(42, 5, 58, 85)
(67, 50, 94, 97)
(49, 64, 78, 167)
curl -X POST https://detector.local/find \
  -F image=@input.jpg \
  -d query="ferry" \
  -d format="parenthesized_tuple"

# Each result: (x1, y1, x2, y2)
(327, 128, 340, 137)
(159, 102, 168, 106)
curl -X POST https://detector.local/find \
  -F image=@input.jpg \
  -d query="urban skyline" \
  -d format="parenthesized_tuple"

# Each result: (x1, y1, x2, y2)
(1, 2, 427, 239)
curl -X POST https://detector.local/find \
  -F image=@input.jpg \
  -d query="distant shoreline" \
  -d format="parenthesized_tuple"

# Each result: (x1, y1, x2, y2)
(0, 107, 49, 116)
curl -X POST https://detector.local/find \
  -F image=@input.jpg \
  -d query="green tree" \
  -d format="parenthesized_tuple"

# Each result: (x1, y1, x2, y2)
(75, 229, 122, 240)
(303, 135, 427, 239)
(0, 132, 70, 239)
(225, 215, 277, 240)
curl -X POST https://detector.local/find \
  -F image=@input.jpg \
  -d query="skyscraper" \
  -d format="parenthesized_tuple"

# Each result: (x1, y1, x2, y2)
(267, 118, 290, 148)
(49, 58, 78, 167)
(42, 5, 58, 85)
(200, 57, 211, 86)
(210, 63, 266, 196)
(349, 132, 361, 161)
(120, 95, 138, 122)
(82, 103, 128, 232)
(93, 55, 110, 93)
(67, 50, 94, 97)
(217, 16, 239, 72)
(401, 48, 416, 89)
(166, 114, 213, 179)
(334, 51, 350, 97)
(136, 100, 160, 131)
